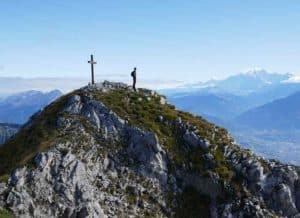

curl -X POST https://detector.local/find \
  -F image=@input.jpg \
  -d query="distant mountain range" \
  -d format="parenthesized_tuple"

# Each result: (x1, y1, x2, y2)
(0, 90, 62, 124)
(168, 93, 245, 120)
(163, 69, 300, 164)
(168, 82, 300, 121)
(202, 70, 292, 94)
(235, 91, 300, 130)
(165, 69, 300, 119)
(170, 69, 295, 94)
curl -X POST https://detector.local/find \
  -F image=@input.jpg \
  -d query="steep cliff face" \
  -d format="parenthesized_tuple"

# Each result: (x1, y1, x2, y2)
(0, 123, 19, 145)
(0, 81, 300, 218)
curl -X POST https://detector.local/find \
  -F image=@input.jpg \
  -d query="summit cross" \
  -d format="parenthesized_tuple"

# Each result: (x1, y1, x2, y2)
(88, 54, 97, 85)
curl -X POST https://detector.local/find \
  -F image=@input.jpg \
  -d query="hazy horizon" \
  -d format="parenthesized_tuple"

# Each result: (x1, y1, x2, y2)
(0, 68, 298, 95)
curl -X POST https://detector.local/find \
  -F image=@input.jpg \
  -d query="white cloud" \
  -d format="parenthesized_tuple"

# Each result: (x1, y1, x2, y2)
(282, 75, 300, 83)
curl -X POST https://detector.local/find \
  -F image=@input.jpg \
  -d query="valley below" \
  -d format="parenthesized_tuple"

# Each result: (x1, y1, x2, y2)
(164, 70, 300, 165)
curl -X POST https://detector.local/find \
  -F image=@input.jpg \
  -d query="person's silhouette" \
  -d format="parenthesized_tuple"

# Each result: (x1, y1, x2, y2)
(131, 67, 137, 92)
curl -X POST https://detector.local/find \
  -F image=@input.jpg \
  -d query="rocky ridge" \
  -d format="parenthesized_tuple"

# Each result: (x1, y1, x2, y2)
(0, 81, 300, 217)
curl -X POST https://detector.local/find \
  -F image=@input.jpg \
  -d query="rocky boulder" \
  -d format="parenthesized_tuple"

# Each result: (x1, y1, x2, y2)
(126, 128, 168, 184)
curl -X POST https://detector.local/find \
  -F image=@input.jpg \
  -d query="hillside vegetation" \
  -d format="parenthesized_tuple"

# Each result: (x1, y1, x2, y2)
(0, 82, 299, 217)
(0, 86, 233, 182)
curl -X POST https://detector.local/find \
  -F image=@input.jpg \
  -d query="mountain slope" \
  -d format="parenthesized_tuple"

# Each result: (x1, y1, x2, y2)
(167, 89, 300, 164)
(0, 81, 300, 217)
(0, 123, 20, 145)
(236, 91, 300, 130)
(0, 90, 62, 124)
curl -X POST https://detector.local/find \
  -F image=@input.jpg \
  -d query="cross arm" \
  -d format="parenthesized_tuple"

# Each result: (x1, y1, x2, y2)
(88, 61, 97, 64)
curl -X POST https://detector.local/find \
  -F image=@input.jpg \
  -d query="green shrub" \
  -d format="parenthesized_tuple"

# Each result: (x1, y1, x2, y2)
(0, 174, 9, 183)
(0, 209, 14, 218)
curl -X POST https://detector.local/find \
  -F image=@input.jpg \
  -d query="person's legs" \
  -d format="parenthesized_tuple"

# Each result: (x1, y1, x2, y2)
(133, 78, 136, 91)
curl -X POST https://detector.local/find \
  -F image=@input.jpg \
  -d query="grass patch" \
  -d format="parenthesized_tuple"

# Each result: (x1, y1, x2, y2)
(0, 209, 14, 218)
(0, 175, 9, 183)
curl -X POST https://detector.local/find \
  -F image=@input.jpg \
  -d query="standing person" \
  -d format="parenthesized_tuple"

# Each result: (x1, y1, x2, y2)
(131, 67, 137, 92)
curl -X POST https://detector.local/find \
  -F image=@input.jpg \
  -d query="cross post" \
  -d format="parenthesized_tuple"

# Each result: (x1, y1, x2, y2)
(88, 55, 97, 85)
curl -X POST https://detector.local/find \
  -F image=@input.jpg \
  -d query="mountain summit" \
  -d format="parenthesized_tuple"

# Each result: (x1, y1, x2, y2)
(0, 81, 300, 217)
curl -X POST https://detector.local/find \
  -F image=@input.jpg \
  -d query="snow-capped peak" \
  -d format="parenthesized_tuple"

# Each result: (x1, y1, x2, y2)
(282, 75, 300, 83)
(242, 67, 266, 75)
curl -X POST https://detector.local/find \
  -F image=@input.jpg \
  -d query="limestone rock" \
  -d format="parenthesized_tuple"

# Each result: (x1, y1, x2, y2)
(183, 130, 210, 150)
(270, 183, 298, 216)
(126, 128, 168, 184)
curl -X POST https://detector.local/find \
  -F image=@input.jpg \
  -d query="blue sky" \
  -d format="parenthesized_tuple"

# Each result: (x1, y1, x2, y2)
(1, 0, 300, 83)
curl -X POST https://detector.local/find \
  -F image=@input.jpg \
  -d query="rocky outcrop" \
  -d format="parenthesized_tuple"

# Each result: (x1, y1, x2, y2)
(1, 81, 300, 217)
(0, 123, 19, 145)
(226, 144, 300, 217)
(1, 85, 169, 217)
(126, 128, 168, 183)
(183, 129, 210, 150)
(0, 183, 7, 209)
(63, 94, 125, 140)
(6, 152, 106, 218)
